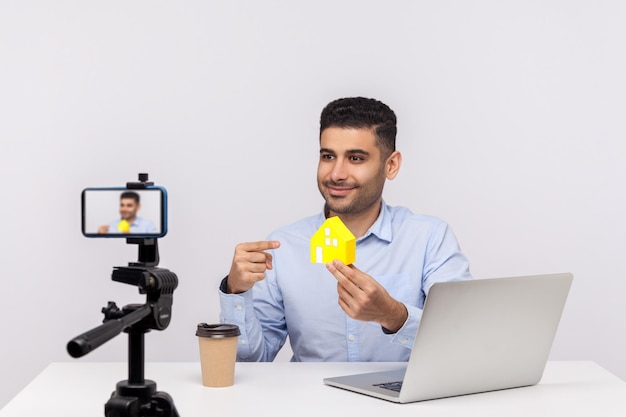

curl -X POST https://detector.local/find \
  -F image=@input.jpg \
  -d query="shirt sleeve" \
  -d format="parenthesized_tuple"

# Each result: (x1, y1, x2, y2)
(218, 283, 264, 361)
(218, 266, 288, 361)
(388, 221, 472, 349)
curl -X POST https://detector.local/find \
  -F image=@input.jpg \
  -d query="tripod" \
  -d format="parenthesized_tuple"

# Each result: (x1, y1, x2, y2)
(67, 238, 180, 417)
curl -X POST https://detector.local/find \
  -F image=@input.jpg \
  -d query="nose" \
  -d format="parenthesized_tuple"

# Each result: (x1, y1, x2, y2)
(331, 158, 348, 182)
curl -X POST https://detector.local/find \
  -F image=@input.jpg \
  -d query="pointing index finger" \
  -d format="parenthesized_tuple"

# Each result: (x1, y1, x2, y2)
(241, 240, 281, 252)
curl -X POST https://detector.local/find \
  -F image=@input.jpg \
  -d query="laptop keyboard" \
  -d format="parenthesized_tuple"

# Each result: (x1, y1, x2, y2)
(373, 381, 403, 392)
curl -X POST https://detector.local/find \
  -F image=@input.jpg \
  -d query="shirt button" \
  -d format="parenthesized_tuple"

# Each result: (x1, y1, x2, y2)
(401, 338, 409, 345)
(239, 339, 247, 345)
(235, 305, 243, 311)
(348, 334, 356, 341)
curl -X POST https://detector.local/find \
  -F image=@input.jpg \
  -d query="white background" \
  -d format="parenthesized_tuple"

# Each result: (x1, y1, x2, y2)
(1, 0, 625, 408)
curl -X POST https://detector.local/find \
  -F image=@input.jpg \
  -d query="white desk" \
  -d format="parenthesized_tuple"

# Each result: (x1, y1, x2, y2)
(1, 361, 625, 416)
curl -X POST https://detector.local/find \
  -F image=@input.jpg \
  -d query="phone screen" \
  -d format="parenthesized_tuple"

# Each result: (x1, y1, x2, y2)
(82, 187, 167, 237)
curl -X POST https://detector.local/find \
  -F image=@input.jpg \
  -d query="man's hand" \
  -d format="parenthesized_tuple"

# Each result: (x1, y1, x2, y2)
(98, 225, 109, 234)
(326, 260, 408, 333)
(226, 241, 281, 294)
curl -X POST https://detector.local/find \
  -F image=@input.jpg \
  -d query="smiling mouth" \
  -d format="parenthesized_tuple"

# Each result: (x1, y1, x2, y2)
(327, 186, 355, 197)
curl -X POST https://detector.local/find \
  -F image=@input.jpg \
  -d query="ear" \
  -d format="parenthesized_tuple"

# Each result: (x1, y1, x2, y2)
(385, 151, 402, 180)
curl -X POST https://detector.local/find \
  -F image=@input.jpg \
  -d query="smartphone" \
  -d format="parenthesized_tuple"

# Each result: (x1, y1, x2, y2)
(82, 186, 168, 238)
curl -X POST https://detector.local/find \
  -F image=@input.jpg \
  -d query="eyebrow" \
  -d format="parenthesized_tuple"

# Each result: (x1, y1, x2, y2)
(319, 148, 371, 156)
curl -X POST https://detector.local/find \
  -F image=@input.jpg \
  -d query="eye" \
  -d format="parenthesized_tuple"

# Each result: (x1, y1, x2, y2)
(349, 155, 364, 162)
(320, 153, 335, 160)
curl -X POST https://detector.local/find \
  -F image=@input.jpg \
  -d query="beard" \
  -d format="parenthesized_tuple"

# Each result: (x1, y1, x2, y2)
(318, 178, 384, 216)
(120, 212, 137, 221)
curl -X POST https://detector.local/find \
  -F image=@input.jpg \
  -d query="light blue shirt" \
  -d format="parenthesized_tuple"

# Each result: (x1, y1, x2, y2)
(107, 217, 157, 234)
(219, 202, 472, 362)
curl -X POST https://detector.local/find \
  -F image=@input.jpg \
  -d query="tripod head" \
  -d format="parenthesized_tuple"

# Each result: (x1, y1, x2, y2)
(110, 239, 178, 332)
(67, 238, 178, 357)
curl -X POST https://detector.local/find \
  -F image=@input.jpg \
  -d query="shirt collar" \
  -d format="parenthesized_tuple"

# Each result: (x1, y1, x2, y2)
(359, 201, 392, 243)
(315, 201, 393, 244)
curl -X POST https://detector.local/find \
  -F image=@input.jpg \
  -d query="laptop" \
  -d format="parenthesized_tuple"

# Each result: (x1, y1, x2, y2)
(324, 273, 573, 403)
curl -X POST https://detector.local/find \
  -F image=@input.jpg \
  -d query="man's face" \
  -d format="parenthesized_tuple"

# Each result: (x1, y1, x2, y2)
(119, 198, 140, 221)
(317, 127, 389, 216)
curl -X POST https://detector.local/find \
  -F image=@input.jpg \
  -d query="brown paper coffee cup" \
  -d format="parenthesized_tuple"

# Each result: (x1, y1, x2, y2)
(196, 323, 240, 387)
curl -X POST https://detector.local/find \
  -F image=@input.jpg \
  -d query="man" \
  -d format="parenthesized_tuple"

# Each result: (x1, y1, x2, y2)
(98, 191, 157, 234)
(219, 97, 471, 362)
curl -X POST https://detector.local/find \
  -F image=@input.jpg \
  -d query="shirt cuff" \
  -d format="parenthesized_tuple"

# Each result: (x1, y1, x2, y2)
(386, 303, 421, 349)
(219, 278, 255, 321)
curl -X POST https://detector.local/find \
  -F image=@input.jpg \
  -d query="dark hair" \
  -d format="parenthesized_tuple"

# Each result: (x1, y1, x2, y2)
(120, 191, 140, 204)
(320, 97, 397, 158)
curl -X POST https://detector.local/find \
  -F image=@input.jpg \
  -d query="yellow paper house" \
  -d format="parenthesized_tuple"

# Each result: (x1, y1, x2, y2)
(310, 216, 356, 264)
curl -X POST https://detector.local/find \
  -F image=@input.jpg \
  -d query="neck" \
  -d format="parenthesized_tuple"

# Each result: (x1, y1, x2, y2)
(326, 199, 382, 239)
